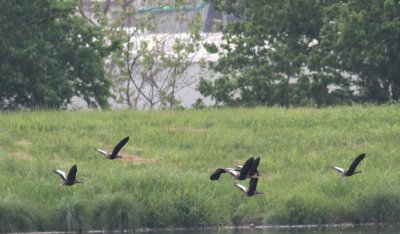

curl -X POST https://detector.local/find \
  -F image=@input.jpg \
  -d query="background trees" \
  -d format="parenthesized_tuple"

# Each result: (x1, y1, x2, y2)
(201, 0, 400, 107)
(319, 0, 400, 103)
(2, 0, 399, 110)
(0, 0, 114, 110)
(80, 0, 204, 110)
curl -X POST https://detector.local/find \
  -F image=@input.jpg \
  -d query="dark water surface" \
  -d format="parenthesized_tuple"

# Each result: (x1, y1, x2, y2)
(140, 225, 400, 234)
(31, 225, 400, 234)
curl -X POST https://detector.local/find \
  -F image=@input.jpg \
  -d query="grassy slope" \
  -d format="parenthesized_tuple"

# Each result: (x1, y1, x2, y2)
(0, 105, 400, 231)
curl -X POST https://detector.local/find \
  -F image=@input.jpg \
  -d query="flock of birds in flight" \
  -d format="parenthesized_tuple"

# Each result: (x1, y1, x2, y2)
(52, 136, 130, 186)
(208, 153, 366, 196)
(52, 136, 367, 197)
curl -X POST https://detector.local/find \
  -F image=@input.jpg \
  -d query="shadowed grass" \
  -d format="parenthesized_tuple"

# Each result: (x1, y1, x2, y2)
(0, 105, 400, 231)
(0, 197, 40, 233)
(50, 198, 91, 232)
(92, 194, 144, 232)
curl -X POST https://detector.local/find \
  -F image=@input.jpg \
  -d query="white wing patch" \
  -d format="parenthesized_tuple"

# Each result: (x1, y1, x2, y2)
(235, 183, 248, 193)
(235, 165, 243, 170)
(53, 169, 66, 181)
(332, 166, 345, 173)
(96, 148, 108, 157)
(224, 167, 236, 171)
(226, 169, 240, 177)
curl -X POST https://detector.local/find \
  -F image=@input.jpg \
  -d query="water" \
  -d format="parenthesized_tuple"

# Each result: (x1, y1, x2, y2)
(31, 225, 400, 234)
(140, 225, 400, 234)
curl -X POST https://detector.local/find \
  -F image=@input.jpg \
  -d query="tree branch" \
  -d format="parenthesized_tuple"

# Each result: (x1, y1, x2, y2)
(77, 0, 98, 27)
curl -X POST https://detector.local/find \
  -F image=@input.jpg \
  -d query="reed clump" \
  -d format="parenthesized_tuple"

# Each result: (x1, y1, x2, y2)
(49, 198, 91, 232)
(0, 197, 40, 233)
(92, 194, 144, 232)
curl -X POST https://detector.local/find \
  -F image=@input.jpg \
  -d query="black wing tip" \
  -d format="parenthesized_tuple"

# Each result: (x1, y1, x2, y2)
(70, 165, 78, 172)
(354, 153, 366, 162)
(210, 175, 219, 180)
(210, 168, 224, 180)
(358, 153, 366, 158)
(253, 157, 260, 164)
(209, 172, 218, 180)
(243, 157, 255, 165)
(119, 136, 130, 146)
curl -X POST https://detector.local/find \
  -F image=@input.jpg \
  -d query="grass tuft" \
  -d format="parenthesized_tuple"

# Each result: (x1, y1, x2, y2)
(92, 194, 143, 232)
(0, 197, 40, 233)
(50, 198, 91, 232)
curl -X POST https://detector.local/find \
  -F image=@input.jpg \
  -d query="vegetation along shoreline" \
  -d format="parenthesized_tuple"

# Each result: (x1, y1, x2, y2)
(0, 105, 399, 232)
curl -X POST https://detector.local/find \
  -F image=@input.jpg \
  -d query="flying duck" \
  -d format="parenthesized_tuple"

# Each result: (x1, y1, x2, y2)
(235, 178, 263, 196)
(53, 165, 81, 186)
(96, 136, 129, 159)
(332, 153, 366, 176)
(210, 157, 260, 180)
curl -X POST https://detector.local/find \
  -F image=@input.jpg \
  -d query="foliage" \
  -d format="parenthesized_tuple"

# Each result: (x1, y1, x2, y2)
(0, 0, 114, 110)
(0, 106, 400, 231)
(318, 0, 400, 103)
(268, 193, 332, 225)
(0, 197, 40, 233)
(203, 0, 400, 107)
(92, 194, 143, 231)
(50, 198, 91, 232)
(350, 183, 400, 223)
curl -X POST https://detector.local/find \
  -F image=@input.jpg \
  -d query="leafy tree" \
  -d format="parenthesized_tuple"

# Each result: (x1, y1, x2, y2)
(200, 0, 338, 107)
(0, 0, 114, 110)
(318, 0, 400, 103)
(202, 0, 400, 107)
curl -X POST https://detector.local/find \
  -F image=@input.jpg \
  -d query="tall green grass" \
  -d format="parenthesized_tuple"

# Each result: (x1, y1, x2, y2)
(0, 197, 41, 233)
(0, 105, 400, 231)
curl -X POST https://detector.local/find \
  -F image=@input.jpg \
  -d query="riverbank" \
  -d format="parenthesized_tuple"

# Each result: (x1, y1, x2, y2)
(19, 222, 400, 234)
(1, 105, 400, 232)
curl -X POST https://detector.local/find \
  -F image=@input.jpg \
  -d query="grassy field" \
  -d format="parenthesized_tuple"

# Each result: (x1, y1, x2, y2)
(0, 105, 400, 232)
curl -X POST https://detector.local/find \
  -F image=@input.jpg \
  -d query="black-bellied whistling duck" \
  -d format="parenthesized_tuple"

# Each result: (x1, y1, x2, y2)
(332, 153, 366, 176)
(96, 136, 129, 159)
(53, 165, 81, 186)
(210, 157, 260, 180)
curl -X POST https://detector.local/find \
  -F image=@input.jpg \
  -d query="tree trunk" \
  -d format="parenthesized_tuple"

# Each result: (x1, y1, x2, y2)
(169, 68, 177, 109)
(126, 78, 132, 108)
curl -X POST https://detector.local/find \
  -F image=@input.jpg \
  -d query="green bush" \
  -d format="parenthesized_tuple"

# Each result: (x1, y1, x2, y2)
(92, 194, 144, 232)
(268, 194, 332, 224)
(0, 197, 40, 233)
(351, 191, 400, 223)
(50, 198, 91, 232)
